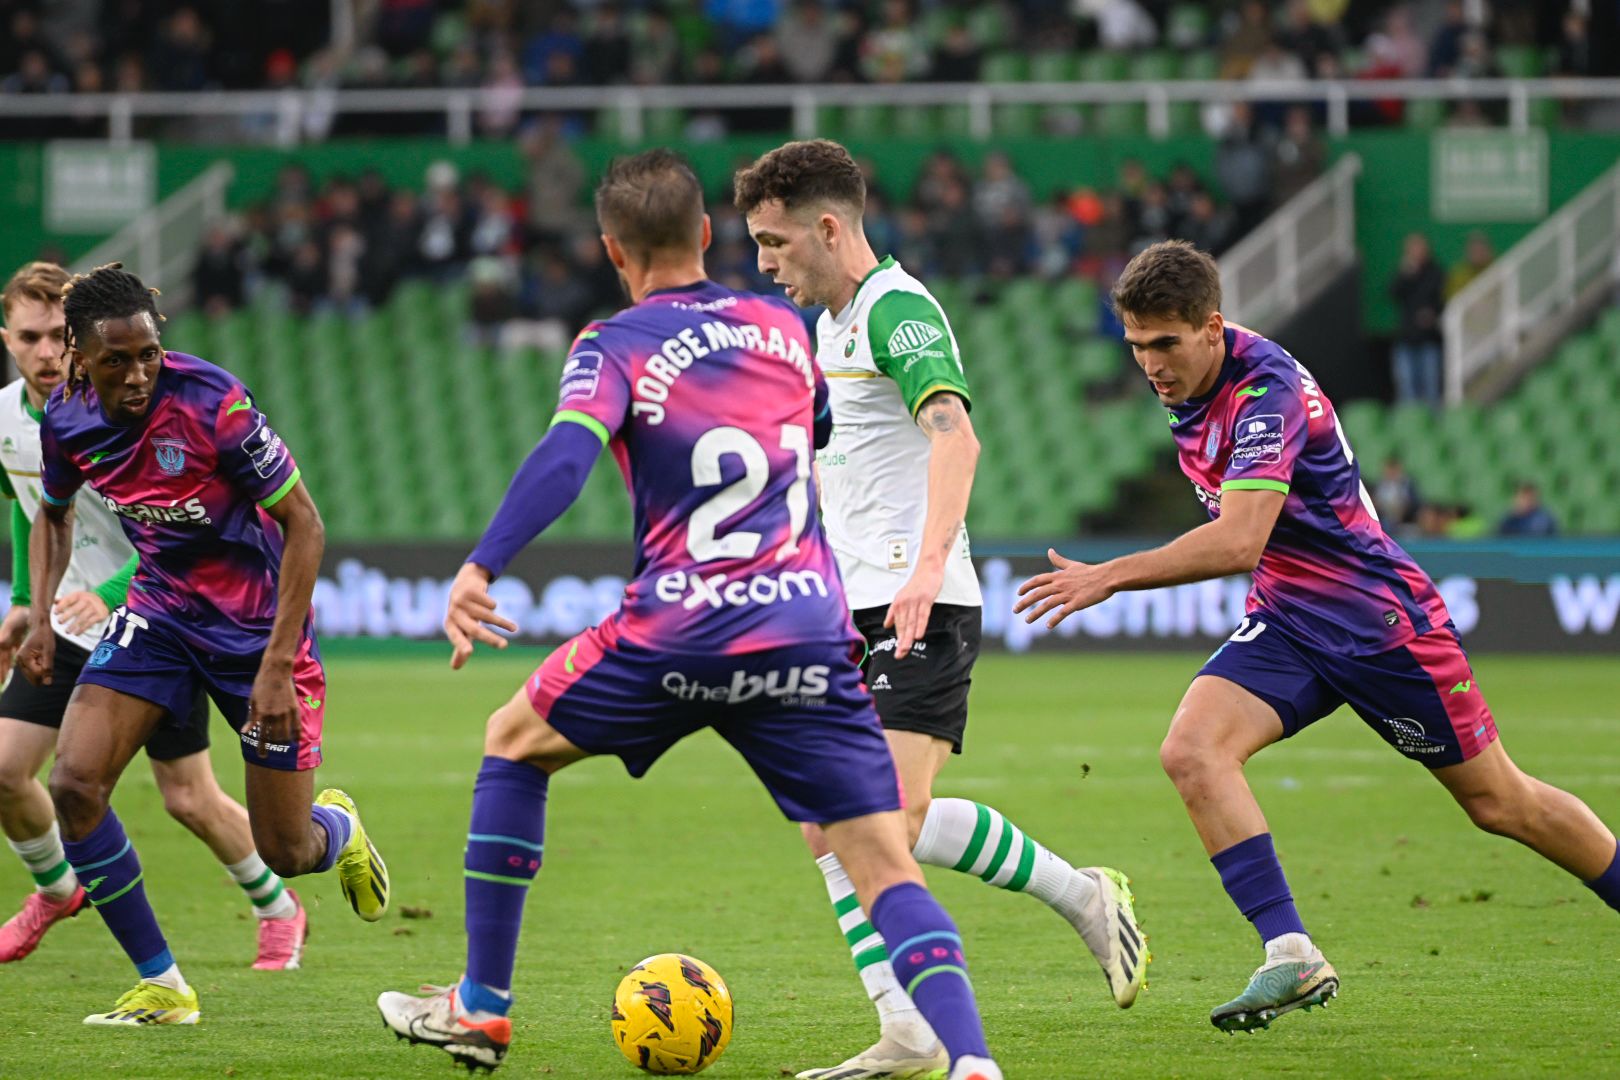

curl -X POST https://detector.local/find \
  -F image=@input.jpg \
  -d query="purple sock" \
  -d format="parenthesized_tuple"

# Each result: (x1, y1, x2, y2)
(463, 756, 548, 1004)
(1584, 840, 1620, 912)
(869, 882, 989, 1064)
(1211, 832, 1307, 944)
(63, 809, 174, 978)
(310, 803, 353, 874)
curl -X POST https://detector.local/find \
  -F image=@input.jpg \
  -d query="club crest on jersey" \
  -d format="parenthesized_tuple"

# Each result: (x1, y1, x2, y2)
(153, 438, 188, 477)
(1203, 426, 1220, 461)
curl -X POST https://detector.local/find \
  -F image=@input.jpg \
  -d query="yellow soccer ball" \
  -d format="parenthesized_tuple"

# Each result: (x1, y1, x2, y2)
(611, 953, 733, 1074)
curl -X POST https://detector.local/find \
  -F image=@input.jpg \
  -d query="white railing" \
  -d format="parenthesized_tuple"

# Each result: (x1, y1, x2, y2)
(1220, 153, 1361, 332)
(71, 161, 234, 309)
(1, 77, 1617, 144)
(1442, 160, 1620, 403)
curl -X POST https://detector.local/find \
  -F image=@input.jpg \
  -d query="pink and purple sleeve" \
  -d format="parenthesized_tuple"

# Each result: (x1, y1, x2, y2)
(465, 333, 628, 577)
(39, 412, 83, 507)
(1220, 374, 1305, 496)
(214, 386, 301, 508)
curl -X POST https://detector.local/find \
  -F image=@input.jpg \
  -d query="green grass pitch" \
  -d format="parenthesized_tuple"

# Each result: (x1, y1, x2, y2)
(3, 649, 1618, 1078)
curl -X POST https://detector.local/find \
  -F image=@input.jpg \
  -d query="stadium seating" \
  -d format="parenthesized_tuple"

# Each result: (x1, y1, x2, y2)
(166, 281, 1620, 542)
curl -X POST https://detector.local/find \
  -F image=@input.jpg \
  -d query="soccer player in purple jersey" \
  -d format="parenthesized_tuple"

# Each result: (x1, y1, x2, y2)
(1016, 241, 1620, 1032)
(0, 262, 309, 972)
(376, 150, 1003, 1080)
(15, 264, 390, 1026)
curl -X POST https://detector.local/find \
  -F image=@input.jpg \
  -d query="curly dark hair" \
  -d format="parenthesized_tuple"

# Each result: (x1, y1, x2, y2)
(593, 148, 704, 258)
(61, 262, 163, 402)
(732, 139, 865, 218)
(1109, 240, 1223, 328)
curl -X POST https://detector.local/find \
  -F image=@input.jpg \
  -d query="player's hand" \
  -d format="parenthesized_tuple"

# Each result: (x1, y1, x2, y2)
(247, 659, 297, 759)
(445, 563, 518, 670)
(16, 620, 56, 686)
(53, 591, 110, 636)
(0, 604, 30, 674)
(883, 563, 944, 660)
(1014, 549, 1115, 629)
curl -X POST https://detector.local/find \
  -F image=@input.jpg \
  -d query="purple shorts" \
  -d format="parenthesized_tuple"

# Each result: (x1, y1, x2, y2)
(1199, 611, 1498, 768)
(528, 618, 902, 823)
(77, 605, 326, 772)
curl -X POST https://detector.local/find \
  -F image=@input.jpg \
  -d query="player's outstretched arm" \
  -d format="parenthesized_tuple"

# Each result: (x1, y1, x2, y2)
(449, 418, 602, 668)
(1015, 488, 1286, 628)
(251, 481, 324, 755)
(886, 391, 979, 658)
(18, 499, 75, 685)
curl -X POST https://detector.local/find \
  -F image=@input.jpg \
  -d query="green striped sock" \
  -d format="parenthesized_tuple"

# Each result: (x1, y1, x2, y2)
(9, 823, 79, 900)
(814, 853, 937, 1048)
(915, 798, 1076, 908)
(226, 853, 297, 919)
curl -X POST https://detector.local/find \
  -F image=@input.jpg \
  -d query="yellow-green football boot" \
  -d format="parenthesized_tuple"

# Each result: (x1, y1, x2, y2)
(316, 788, 390, 922)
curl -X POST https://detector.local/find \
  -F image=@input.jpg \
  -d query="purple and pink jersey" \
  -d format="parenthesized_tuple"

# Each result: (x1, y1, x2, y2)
(551, 279, 854, 655)
(1169, 325, 1452, 656)
(40, 352, 303, 655)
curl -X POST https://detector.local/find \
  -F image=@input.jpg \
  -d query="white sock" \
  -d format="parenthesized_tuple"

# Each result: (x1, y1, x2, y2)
(815, 852, 938, 1051)
(143, 962, 191, 995)
(9, 822, 79, 900)
(225, 853, 297, 920)
(1264, 932, 1314, 963)
(913, 797, 1085, 911)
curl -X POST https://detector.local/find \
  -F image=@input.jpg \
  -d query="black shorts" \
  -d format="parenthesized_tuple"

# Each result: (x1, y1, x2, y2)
(0, 634, 212, 762)
(852, 602, 981, 754)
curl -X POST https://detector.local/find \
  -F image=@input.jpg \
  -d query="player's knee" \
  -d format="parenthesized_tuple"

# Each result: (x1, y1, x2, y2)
(47, 761, 109, 838)
(902, 795, 931, 849)
(1456, 788, 1533, 839)
(255, 831, 313, 879)
(0, 761, 35, 802)
(1158, 729, 1204, 788)
(159, 781, 208, 832)
(801, 821, 833, 859)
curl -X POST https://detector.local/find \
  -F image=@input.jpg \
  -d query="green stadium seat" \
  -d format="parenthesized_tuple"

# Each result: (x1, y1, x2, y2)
(982, 52, 1027, 82)
(1028, 51, 1076, 84)
(839, 104, 892, 139)
(892, 106, 939, 139)
(1076, 51, 1128, 82)
(1128, 51, 1178, 81)
(1179, 50, 1220, 81)
(1404, 98, 1447, 129)
(1495, 46, 1544, 79)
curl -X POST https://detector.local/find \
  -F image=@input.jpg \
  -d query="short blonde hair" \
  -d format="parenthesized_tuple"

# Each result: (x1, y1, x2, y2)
(1, 261, 70, 322)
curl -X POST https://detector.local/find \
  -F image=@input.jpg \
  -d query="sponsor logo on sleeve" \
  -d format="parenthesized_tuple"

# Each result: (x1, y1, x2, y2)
(242, 422, 286, 479)
(886, 320, 943, 357)
(1228, 413, 1284, 470)
(560, 350, 604, 401)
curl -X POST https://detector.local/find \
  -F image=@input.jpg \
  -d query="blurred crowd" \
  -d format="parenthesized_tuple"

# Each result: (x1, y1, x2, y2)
(1386, 228, 1495, 406)
(0, 2, 1602, 139)
(1374, 460, 1557, 538)
(189, 122, 1324, 344)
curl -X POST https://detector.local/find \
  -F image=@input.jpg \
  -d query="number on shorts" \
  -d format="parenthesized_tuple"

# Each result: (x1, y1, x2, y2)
(1229, 617, 1267, 643)
(101, 606, 149, 648)
(686, 424, 811, 563)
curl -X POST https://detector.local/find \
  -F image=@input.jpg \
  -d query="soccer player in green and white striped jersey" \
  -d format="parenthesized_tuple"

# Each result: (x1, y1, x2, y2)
(0, 262, 308, 974)
(737, 142, 1146, 1079)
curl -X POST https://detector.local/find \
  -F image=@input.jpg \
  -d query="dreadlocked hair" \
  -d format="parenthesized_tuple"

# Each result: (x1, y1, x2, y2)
(61, 262, 164, 403)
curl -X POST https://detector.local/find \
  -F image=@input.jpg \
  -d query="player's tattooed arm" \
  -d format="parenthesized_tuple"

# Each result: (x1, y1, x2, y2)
(886, 391, 980, 658)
